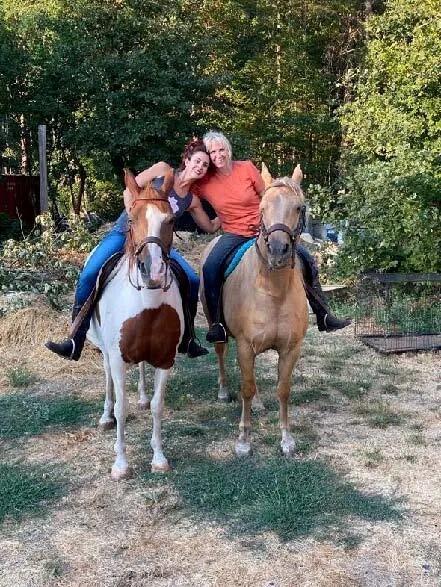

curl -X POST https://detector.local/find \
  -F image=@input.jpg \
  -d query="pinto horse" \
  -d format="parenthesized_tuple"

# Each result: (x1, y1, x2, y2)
(87, 170, 184, 479)
(200, 165, 308, 457)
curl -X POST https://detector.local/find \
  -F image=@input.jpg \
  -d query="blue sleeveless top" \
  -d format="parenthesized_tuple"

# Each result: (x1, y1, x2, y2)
(113, 176, 193, 234)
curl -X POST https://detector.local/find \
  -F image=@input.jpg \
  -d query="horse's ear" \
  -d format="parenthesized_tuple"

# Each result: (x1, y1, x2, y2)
(261, 162, 273, 188)
(292, 164, 303, 185)
(123, 169, 140, 211)
(160, 168, 174, 197)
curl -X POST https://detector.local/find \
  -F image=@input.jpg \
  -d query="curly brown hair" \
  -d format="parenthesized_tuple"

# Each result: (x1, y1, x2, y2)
(178, 137, 214, 173)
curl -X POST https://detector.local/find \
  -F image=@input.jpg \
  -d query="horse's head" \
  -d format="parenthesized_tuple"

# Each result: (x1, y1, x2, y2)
(124, 169, 175, 289)
(259, 163, 306, 270)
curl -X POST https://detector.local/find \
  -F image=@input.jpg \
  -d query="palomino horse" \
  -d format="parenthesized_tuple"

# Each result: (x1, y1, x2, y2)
(200, 165, 308, 456)
(88, 170, 184, 479)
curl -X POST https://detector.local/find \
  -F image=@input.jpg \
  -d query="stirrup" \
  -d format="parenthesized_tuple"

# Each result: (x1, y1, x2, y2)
(206, 323, 228, 344)
(322, 313, 351, 332)
(45, 338, 78, 360)
(187, 338, 209, 359)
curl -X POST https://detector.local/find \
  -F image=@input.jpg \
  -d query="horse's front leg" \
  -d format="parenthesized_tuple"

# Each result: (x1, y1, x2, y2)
(109, 354, 130, 480)
(99, 352, 116, 430)
(235, 340, 256, 457)
(150, 367, 171, 472)
(137, 362, 150, 410)
(215, 342, 231, 401)
(277, 344, 302, 456)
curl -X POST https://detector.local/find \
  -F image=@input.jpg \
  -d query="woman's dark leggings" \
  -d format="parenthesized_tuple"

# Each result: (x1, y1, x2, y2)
(202, 232, 318, 323)
(202, 232, 318, 324)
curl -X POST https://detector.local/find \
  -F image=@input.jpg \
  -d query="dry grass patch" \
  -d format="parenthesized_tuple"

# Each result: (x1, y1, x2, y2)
(0, 294, 440, 586)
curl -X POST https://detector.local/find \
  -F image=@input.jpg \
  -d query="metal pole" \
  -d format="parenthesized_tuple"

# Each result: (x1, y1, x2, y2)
(38, 124, 48, 212)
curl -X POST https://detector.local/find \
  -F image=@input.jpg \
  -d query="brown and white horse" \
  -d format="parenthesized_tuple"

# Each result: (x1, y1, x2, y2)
(201, 165, 308, 456)
(88, 170, 184, 479)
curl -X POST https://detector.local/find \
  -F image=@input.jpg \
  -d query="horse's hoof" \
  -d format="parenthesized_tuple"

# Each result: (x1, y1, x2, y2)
(111, 466, 131, 481)
(98, 419, 116, 431)
(235, 441, 252, 457)
(137, 400, 150, 411)
(217, 388, 231, 402)
(151, 461, 171, 473)
(281, 439, 296, 456)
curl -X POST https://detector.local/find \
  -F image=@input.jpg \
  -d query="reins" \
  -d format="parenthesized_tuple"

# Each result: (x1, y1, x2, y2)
(126, 197, 174, 292)
(254, 184, 306, 270)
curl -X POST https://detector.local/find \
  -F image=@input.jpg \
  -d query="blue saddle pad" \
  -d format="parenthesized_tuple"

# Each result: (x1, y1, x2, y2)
(224, 238, 256, 279)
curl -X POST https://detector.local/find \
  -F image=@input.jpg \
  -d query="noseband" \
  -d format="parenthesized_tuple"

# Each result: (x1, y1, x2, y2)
(127, 197, 174, 291)
(256, 205, 306, 270)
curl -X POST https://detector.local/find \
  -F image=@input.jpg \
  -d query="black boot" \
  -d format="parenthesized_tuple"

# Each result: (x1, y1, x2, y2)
(206, 322, 228, 344)
(178, 336, 209, 358)
(297, 246, 351, 333)
(304, 282, 351, 332)
(177, 301, 209, 358)
(171, 259, 209, 359)
(45, 304, 89, 361)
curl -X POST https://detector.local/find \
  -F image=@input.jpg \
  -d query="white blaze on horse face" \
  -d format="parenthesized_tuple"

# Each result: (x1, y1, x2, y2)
(145, 206, 169, 284)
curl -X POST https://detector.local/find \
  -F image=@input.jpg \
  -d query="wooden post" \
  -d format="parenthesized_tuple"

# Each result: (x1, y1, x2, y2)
(38, 124, 48, 212)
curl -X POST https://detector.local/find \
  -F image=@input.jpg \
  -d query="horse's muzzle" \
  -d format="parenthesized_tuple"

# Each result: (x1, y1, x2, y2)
(267, 238, 293, 270)
(138, 259, 166, 289)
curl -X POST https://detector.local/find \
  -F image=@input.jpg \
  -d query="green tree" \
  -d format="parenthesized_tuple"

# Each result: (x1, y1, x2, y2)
(1, 0, 219, 215)
(194, 0, 363, 184)
(336, 0, 440, 275)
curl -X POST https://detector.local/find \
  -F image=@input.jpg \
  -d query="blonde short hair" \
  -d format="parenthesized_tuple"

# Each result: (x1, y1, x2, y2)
(202, 131, 233, 161)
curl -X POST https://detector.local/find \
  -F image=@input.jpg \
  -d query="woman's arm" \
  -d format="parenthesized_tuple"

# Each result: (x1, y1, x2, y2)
(123, 162, 172, 209)
(248, 160, 265, 197)
(135, 162, 172, 187)
(188, 195, 220, 234)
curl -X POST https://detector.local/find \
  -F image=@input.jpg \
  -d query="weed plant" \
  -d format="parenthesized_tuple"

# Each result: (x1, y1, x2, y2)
(6, 367, 37, 388)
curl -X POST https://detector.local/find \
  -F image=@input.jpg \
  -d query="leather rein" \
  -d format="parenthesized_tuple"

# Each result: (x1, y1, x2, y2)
(127, 197, 174, 291)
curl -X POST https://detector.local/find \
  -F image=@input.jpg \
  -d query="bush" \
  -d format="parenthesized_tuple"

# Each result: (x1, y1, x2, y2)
(0, 212, 100, 309)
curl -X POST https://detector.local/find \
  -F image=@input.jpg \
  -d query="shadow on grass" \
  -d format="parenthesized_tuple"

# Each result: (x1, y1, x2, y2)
(0, 461, 67, 524)
(0, 392, 101, 439)
(144, 456, 402, 543)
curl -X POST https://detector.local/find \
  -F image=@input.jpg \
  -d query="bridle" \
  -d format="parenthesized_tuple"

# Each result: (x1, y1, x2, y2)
(127, 197, 174, 291)
(255, 198, 306, 270)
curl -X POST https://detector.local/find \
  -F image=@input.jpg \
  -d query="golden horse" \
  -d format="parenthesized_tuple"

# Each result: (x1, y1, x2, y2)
(200, 165, 308, 456)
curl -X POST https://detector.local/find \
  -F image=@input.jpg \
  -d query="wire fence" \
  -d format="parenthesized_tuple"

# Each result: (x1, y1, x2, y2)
(355, 273, 441, 354)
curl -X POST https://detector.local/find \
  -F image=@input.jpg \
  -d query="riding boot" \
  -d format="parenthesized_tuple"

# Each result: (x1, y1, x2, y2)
(171, 260, 209, 358)
(45, 303, 90, 361)
(206, 322, 228, 344)
(303, 279, 351, 332)
(206, 285, 228, 344)
(177, 302, 209, 358)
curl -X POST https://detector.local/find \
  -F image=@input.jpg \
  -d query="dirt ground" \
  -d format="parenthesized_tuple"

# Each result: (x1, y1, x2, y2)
(0, 234, 440, 587)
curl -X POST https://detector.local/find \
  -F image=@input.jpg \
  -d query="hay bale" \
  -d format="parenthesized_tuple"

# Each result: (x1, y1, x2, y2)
(0, 298, 69, 346)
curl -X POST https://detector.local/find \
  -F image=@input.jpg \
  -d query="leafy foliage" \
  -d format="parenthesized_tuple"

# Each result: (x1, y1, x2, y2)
(0, 212, 98, 309)
(336, 0, 441, 275)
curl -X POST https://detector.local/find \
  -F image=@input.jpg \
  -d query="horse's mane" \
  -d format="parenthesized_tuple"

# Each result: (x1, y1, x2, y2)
(269, 177, 304, 201)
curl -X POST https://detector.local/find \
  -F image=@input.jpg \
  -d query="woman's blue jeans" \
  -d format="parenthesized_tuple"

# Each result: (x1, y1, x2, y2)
(74, 229, 199, 310)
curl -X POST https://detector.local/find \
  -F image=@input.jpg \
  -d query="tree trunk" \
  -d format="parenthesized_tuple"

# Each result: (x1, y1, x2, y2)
(71, 162, 86, 216)
(20, 114, 32, 175)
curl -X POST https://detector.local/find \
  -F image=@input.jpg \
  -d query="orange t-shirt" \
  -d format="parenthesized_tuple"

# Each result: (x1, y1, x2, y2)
(193, 160, 265, 237)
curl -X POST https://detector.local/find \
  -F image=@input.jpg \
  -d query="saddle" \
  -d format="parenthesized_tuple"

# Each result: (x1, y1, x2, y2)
(71, 252, 124, 336)
(223, 239, 256, 279)
(71, 252, 190, 337)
